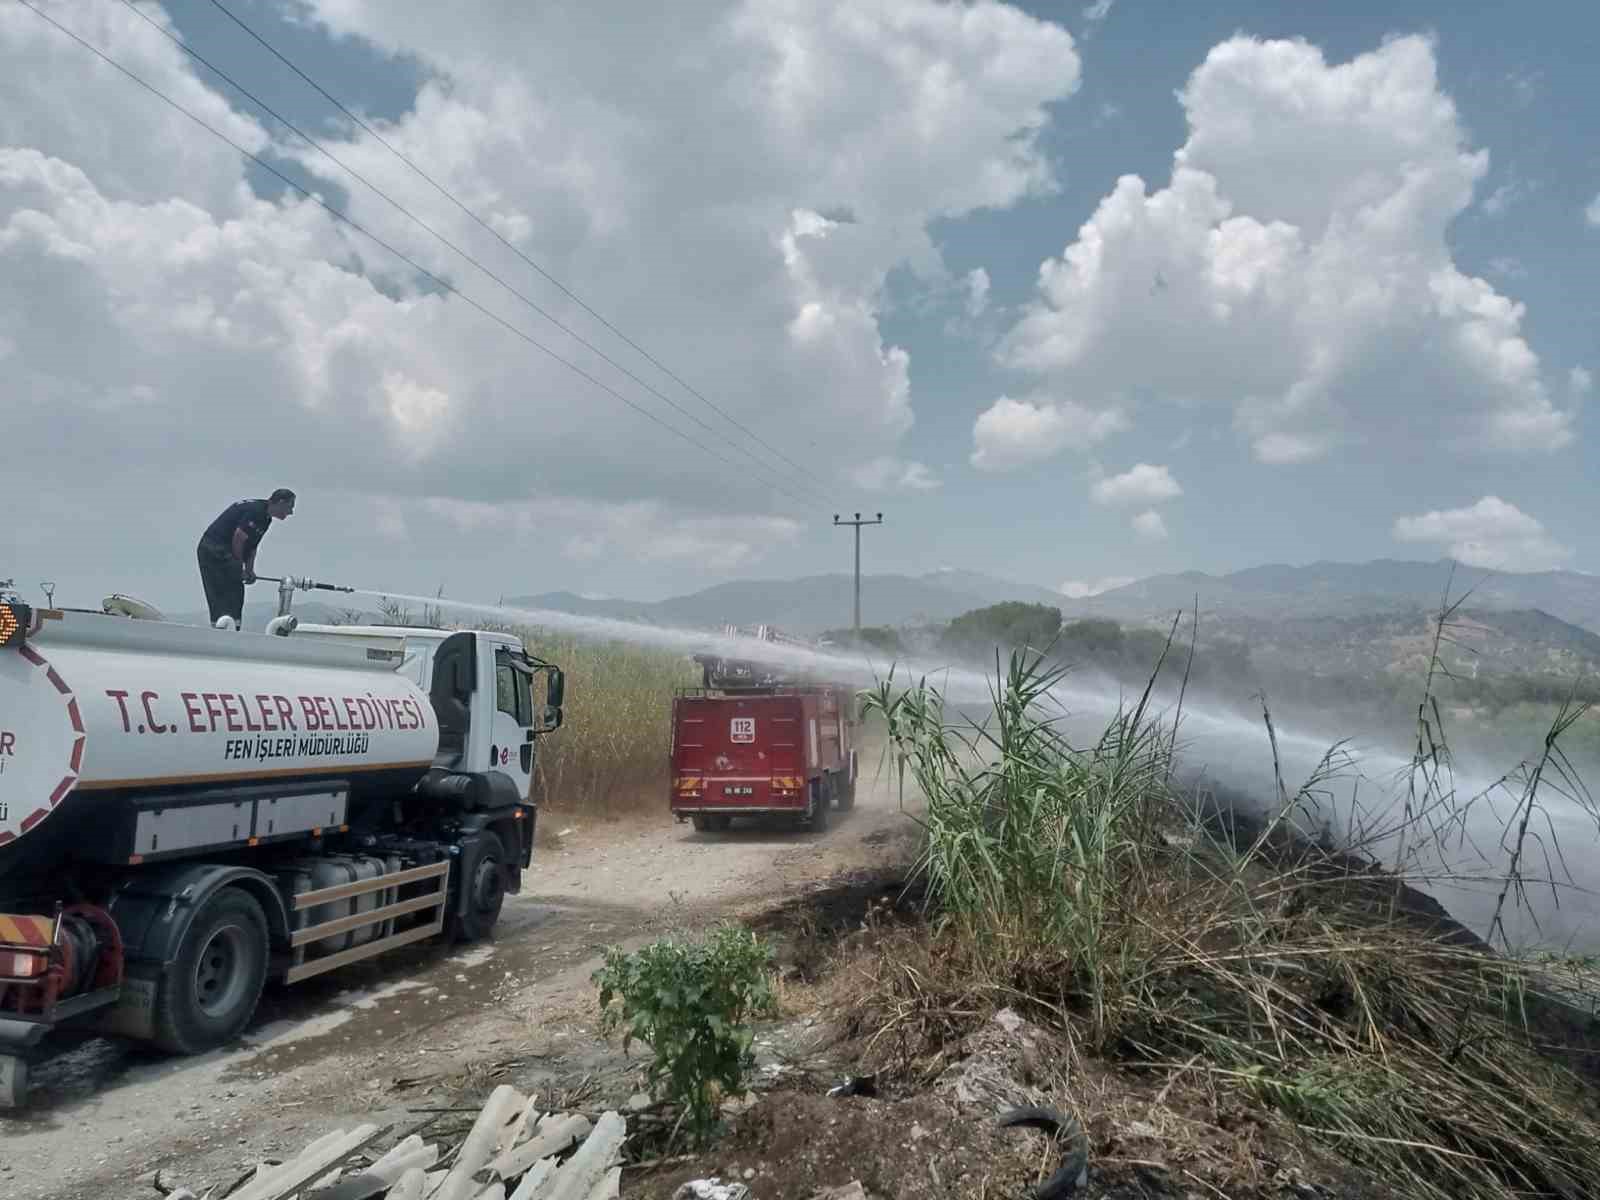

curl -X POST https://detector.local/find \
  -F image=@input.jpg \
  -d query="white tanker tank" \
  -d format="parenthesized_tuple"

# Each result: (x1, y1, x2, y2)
(2, 608, 436, 861)
(0, 588, 565, 1108)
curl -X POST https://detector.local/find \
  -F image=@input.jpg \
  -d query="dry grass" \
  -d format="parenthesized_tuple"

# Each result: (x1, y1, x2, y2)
(362, 600, 701, 820)
(521, 629, 699, 819)
(838, 641, 1600, 1200)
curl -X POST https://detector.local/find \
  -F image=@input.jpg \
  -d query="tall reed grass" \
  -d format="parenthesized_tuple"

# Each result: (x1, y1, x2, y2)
(854, 635, 1600, 1200)
(521, 629, 700, 819)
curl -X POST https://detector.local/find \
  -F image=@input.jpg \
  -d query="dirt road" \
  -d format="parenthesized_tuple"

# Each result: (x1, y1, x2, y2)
(0, 783, 920, 1200)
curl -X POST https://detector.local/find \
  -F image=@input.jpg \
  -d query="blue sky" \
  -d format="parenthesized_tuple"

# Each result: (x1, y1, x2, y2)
(4, 0, 1597, 608)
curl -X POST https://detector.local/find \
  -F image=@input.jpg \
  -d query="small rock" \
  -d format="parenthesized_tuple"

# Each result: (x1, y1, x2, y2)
(743, 1167, 755, 1180)
(626, 1092, 654, 1112)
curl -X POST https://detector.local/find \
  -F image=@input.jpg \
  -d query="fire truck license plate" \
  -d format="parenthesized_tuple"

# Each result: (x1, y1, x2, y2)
(730, 717, 755, 743)
(725, 785, 753, 795)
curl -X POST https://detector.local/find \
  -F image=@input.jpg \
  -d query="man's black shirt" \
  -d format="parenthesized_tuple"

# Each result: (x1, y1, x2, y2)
(201, 499, 272, 560)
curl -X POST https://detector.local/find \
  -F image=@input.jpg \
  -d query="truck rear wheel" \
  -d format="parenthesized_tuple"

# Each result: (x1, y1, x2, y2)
(691, 814, 731, 833)
(808, 778, 830, 833)
(152, 887, 269, 1055)
(836, 769, 857, 812)
(838, 755, 864, 812)
(452, 831, 507, 943)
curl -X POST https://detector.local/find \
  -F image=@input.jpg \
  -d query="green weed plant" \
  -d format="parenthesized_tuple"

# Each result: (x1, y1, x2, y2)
(594, 924, 778, 1144)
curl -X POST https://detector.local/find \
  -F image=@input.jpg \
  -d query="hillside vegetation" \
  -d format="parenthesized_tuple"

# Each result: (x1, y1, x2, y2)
(919, 598, 1600, 762)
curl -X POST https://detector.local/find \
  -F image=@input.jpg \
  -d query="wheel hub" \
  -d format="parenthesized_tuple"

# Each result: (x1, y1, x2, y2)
(193, 924, 247, 1018)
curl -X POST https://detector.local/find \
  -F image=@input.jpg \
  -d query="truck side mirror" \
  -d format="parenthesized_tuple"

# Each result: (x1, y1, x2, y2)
(545, 667, 565, 710)
(540, 704, 564, 732)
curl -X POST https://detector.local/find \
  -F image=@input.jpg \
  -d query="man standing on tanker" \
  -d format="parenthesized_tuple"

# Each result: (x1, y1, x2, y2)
(196, 489, 296, 627)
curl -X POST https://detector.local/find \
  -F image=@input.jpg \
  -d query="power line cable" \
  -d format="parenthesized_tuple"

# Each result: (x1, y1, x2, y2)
(115, 0, 834, 507)
(15, 0, 818, 510)
(204, 0, 833, 492)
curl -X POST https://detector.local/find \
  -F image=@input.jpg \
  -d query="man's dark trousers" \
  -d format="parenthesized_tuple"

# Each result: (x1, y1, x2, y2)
(197, 541, 245, 626)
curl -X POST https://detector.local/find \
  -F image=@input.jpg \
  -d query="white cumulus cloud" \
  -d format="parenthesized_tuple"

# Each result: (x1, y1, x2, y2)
(2, 0, 1083, 604)
(428, 496, 802, 572)
(1082, 0, 1115, 27)
(970, 395, 1128, 471)
(1572, 367, 1594, 398)
(1481, 174, 1534, 218)
(1392, 496, 1573, 572)
(994, 34, 1575, 468)
(851, 456, 941, 492)
(1132, 510, 1168, 540)
(1587, 193, 1600, 227)
(964, 267, 991, 318)
(1091, 462, 1181, 506)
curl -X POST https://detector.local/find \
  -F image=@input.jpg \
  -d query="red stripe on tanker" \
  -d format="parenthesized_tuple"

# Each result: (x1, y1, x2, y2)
(1, 615, 439, 845)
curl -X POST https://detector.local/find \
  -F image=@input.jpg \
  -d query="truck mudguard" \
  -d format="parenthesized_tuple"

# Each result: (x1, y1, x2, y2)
(107, 861, 291, 965)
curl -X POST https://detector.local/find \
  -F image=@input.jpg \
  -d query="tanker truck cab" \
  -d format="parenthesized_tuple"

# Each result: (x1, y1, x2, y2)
(288, 624, 564, 797)
(0, 598, 564, 1108)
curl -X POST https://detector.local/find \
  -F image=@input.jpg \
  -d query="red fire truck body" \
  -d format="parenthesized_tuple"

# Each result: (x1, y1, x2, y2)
(669, 685, 858, 832)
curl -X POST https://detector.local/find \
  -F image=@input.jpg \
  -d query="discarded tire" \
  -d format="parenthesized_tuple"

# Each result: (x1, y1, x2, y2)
(998, 1104, 1089, 1199)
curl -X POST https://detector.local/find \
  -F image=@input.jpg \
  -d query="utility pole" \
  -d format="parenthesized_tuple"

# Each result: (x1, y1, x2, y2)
(833, 511, 883, 636)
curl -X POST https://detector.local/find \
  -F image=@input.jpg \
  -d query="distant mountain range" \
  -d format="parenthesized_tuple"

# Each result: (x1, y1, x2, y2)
(1074, 560, 1600, 632)
(508, 559, 1600, 639)
(506, 569, 1068, 635)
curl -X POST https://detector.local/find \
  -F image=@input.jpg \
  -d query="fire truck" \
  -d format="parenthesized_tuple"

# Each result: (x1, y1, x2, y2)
(669, 625, 858, 832)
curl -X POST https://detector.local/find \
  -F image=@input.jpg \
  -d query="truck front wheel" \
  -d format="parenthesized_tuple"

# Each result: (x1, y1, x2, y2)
(452, 831, 507, 943)
(152, 887, 269, 1055)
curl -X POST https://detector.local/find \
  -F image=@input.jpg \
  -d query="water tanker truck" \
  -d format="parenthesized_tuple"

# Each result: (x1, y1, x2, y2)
(0, 580, 564, 1107)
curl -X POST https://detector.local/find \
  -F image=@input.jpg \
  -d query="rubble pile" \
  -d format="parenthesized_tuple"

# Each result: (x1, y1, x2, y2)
(151, 1085, 626, 1200)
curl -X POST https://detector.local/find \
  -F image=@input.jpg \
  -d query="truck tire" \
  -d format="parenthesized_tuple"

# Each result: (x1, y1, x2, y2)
(691, 814, 731, 833)
(151, 887, 269, 1055)
(452, 831, 507, 943)
(837, 768, 857, 812)
(808, 778, 830, 833)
